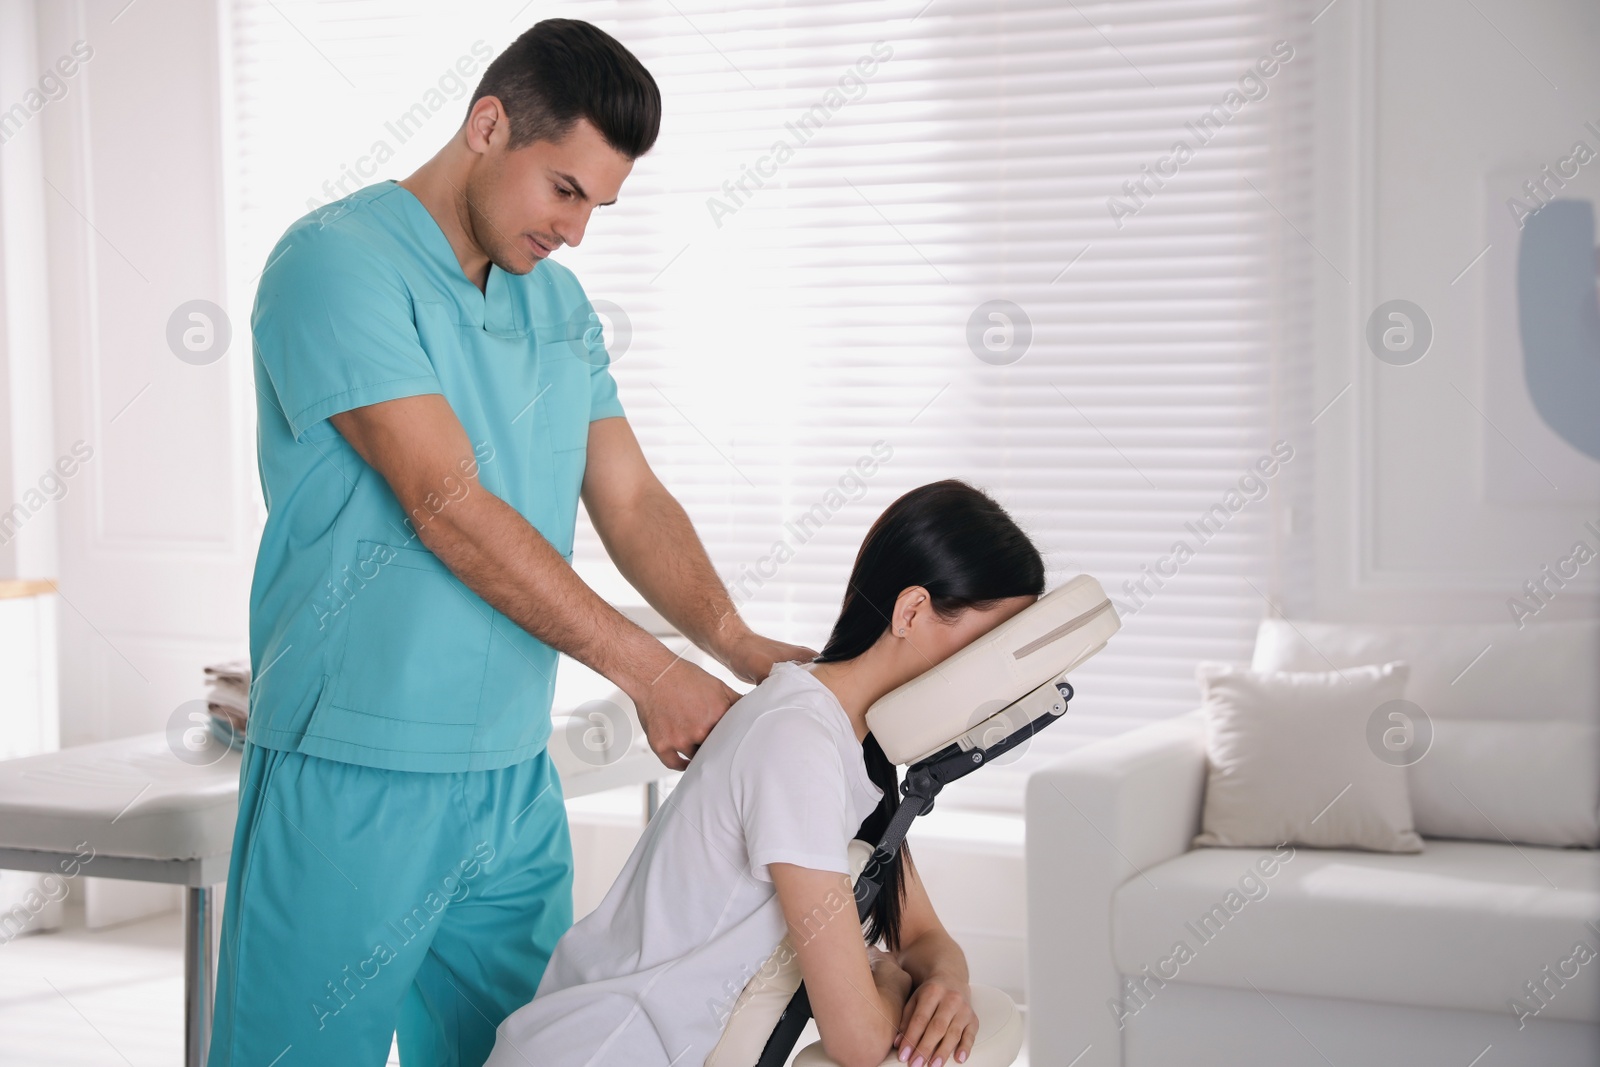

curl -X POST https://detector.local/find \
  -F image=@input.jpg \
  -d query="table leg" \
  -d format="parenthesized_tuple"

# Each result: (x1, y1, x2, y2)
(645, 780, 660, 822)
(184, 885, 215, 1067)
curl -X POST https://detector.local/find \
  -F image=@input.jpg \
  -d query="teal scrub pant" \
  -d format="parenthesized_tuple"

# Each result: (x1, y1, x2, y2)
(207, 739, 573, 1067)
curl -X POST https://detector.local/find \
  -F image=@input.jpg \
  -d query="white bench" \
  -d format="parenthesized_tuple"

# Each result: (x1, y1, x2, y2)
(0, 732, 238, 1067)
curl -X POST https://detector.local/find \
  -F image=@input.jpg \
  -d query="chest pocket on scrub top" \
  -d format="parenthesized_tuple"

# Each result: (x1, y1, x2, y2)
(469, 319, 594, 738)
(531, 318, 595, 562)
(328, 539, 492, 725)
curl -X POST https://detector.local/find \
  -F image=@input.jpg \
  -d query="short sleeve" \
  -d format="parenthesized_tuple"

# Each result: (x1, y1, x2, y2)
(589, 355, 625, 422)
(570, 296, 626, 423)
(731, 709, 856, 883)
(252, 228, 443, 441)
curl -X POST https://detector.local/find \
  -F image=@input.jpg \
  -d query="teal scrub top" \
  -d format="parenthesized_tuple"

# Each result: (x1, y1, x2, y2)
(245, 179, 625, 772)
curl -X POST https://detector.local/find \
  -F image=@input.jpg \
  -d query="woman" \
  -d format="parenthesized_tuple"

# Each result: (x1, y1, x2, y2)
(488, 480, 1045, 1067)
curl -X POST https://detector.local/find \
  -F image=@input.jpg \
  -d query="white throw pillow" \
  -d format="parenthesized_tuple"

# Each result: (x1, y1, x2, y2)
(1194, 661, 1423, 853)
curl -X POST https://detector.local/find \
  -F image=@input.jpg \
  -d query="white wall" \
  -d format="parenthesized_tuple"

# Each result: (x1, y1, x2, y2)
(10, 4, 1595, 750)
(1310, 0, 1600, 624)
(17, 0, 257, 925)
(33, 0, 257, 747)
(0, 0, 59, 584)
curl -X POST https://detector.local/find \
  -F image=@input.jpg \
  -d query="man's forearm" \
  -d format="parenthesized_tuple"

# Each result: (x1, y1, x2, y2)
(589, 479, 751, 666)
(411, 480, 670, 700)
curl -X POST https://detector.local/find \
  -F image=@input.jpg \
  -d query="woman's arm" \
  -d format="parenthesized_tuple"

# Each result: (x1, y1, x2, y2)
(770, 862, 909, 1067)
(888, 859, 978, 1067)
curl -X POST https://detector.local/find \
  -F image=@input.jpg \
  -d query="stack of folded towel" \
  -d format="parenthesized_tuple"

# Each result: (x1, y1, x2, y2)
(203, 658, 250, 750)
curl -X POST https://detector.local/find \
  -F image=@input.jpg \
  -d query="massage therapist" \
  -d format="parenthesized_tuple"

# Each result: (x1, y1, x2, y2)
(208, 19, 813, 1066)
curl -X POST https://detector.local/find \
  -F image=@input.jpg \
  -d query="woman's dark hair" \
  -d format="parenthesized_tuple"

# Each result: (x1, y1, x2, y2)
(467, 19, 661, 159)
(814, 479, 1045, 951)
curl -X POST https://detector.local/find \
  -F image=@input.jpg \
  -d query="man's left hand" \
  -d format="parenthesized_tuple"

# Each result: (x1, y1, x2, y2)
(717, 629, 818, 685)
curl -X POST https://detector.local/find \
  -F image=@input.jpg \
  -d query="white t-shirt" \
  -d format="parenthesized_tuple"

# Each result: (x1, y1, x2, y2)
(487, 660, 884, 1067)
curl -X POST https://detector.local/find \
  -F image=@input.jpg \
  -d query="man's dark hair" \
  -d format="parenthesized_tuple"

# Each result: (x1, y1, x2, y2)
(467, 19, 660, 159)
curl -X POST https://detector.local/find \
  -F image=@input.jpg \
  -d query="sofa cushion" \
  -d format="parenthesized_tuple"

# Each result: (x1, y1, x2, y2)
(1193, 661, 1421, 852)
(1408, 718, 1600, 848)
(1111, 839, 1600, 1022)
(1251, 619, 1600, 847)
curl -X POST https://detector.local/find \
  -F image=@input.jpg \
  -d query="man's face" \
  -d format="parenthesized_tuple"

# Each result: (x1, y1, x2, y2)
(464, 109, 634, 275)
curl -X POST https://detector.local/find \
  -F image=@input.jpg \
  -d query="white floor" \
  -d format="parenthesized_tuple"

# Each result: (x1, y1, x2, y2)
(0, 902, 195, 1066)
(0, 899, 1029, 1066)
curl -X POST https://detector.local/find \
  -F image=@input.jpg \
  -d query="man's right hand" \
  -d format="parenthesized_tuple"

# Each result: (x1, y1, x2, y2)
(627, 648, 742, 771)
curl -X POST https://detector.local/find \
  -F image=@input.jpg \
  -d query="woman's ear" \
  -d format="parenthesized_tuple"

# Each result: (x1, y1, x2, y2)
(892, 586, 931, 637)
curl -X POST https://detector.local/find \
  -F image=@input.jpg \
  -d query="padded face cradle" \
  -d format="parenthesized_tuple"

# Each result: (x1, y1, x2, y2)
(865, 575, 1119, 765)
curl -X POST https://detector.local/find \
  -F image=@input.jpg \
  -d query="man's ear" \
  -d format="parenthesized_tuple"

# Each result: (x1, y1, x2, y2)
(463, 95, 506, 154)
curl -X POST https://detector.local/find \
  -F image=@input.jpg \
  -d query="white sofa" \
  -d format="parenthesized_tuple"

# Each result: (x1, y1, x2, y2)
(1026, 619, 1600, 1066)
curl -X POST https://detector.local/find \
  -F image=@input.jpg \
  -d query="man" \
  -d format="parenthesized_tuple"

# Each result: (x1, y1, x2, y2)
(209, 19, 813, 1066)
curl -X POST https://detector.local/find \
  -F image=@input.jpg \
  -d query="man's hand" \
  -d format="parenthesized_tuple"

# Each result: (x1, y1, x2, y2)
(625, 645, 742, 771)
(624, 629, 814, 770)
(716, 629, 820, 686)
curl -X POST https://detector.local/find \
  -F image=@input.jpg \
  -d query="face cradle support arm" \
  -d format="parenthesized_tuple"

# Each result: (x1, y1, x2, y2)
(856, 678, 1075, 919)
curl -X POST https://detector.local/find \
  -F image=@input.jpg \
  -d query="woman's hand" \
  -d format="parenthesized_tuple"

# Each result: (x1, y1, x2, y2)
(891, 974, 977, 1067)
(868, 945, 914, 1003)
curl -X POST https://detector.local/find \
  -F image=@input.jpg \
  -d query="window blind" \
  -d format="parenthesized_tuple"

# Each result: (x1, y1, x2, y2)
(226, 0, 1314, 811)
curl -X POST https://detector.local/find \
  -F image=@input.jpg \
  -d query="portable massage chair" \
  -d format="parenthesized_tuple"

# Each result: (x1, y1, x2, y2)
(704, 574, 1121, 1067)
